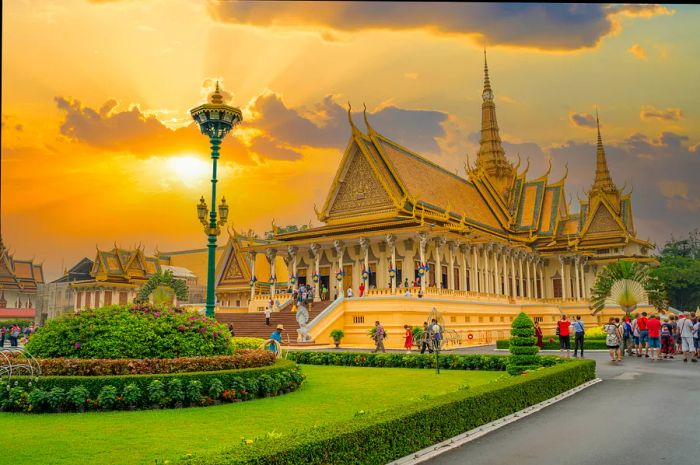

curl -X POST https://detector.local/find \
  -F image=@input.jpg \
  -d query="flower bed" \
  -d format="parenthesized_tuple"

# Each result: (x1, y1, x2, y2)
(177, 359, 595, 465)
(496, 338, 609, 350)
(1, 360, 303, 413)
(26, 304, 232, 359)
(5, 350, 275, 376)
(287, 351, 561, 370)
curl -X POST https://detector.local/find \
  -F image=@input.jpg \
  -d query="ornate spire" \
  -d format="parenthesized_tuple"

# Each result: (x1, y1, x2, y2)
(209, 81, 224, 104)
(476, 50, 513, 193)
(591, 110, 618, 195)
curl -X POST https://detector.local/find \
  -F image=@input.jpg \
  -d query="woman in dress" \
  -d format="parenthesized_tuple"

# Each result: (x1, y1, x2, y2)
(604, 317, 622, 362)
(404, 324, 414, 353)
(534, 321, 543, 349)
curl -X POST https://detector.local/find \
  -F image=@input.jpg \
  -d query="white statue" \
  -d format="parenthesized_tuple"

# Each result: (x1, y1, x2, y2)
(296, 303, 312, 342)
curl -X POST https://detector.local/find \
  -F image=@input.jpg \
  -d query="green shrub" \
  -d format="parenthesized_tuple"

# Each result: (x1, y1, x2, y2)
(497, 338, 610, 350)
(177, 360, 595, 465)
(26, 303, 232, 359)
(230, 337, 266, 351)
(169, 378, 185, 405)
(4, 361, 304, 413)
(185, 380, 203, 404)
(97, 385, 118, 409)
(28, 389, 49, 412)
(507, 312, 540, 375)
(66, 386, 89, 410)
(122, 383, 142, 407)
(46, 387, 65, 410)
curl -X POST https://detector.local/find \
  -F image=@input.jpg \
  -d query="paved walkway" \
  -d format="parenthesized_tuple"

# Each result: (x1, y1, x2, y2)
(426, 348, 700, 465)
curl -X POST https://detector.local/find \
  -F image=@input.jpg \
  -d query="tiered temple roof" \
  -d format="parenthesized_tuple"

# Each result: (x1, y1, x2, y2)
(0, 235, 44, 307)
(90, 245, 160, 283)
(259, 53, 652, 262)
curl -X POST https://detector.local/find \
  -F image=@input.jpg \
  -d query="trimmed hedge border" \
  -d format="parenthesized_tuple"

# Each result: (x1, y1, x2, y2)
(177, 358, 595, 464)
(497, 338, 609, 350)
(1, 359, 303, 413)
(286, 351, 561, 370)
(16, 350, 276, 376)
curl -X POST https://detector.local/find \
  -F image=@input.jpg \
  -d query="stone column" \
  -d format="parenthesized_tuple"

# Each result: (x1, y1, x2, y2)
(472, 245, 480, 292)
(310, 243, 322, 302)
(580, 257, 588, 299)
(510, 251, 516, 297)
(265, 248, 277, 297)
(525, 253, 532, 298)
(502, 248, 509, 297)
(559, 256, 567, 299)
(459, 243, 469, 291)
(574, 255, 581, 301)
(483, 244, 491, 294)
(448, 242, 457, 290)
(287, 246, 298, 291)
(418, 232, 429, 292)
(539, 259, 545, 298)
(386, 234, 396, 292)
(334, 240, 345, 295)
(434, 236, 446, 289)
(493, 244, 500, 295)
(247, 251, 257, 301)
(518, 251, 525, 298)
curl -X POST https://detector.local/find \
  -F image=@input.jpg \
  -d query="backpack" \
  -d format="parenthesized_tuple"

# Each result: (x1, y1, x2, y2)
(623, 322, 632, 337)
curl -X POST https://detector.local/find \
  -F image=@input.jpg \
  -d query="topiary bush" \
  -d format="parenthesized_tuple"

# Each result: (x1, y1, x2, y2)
(25, 304, 232, 359)
(507, 312, 540, 375)
(230, 337, 266, 351)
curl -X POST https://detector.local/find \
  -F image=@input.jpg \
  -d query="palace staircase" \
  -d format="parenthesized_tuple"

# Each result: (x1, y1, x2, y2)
(216, 300, 333, 346)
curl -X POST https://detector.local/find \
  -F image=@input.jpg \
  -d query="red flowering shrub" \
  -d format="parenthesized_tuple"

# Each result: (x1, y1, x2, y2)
(30, 350, 275, 376)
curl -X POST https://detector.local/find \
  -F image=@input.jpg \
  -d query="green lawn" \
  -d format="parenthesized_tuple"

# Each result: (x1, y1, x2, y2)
(0, 365, 504, 465)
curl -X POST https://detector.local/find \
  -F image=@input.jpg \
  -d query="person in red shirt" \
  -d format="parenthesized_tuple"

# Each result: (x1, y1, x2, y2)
(646, 314, 662, 360)
(637, 312, 650, 357)
(558, 315, 572, 357)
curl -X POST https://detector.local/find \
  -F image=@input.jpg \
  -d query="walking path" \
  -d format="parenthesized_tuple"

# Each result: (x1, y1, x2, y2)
(425, 348, 700, 465)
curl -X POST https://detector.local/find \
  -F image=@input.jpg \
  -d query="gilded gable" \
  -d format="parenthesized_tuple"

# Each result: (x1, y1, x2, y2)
(328, 149, 394, 219)
(587, 204, 622, 234)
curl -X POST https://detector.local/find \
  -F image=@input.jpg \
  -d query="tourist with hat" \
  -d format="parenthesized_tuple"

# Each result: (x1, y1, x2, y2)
(268, 324, 284, 352)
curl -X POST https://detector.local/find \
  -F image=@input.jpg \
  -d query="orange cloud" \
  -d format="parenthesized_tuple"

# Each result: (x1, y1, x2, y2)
(628, 43, 647, 60)
(640, 106, 683, 121)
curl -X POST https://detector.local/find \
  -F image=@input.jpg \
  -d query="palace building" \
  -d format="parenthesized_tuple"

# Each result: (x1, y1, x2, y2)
(215, 53, 656, 346)
(0, 234, 44, 322)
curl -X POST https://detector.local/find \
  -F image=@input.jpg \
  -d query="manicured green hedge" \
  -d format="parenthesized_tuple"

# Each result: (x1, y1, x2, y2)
(177, 359, 595, 464)
(5, 350, 275, 376)
(286, 351, 561, 370)
(1, 360, 303, 413)
(497, 338, 609, 350)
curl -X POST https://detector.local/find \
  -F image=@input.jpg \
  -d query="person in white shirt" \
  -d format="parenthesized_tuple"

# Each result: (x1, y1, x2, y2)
(676, 313, 697, 363)
(346, 287, 354, 298)
(264, 306, 272, 326)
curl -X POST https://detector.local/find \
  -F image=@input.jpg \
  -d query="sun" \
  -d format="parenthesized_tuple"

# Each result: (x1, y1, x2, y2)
(166, 155, 210, 187)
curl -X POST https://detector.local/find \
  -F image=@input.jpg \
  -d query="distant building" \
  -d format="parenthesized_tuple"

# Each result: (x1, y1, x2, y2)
(37, 257, 93, 322)
(0, 234, 44, 320)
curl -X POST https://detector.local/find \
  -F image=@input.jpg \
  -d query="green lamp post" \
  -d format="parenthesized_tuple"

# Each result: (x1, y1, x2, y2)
(191, 82, 242, 318)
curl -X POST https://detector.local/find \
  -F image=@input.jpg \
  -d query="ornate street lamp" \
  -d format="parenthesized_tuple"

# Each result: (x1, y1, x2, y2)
(191, 82, 243, 317)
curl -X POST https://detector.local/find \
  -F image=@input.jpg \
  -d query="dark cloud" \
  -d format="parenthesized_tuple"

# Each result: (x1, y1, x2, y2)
(208, 2, 670, 51)
(569, 112, 597, 129)
(640, 106, 683, 121)
(249, 93, 447, 154)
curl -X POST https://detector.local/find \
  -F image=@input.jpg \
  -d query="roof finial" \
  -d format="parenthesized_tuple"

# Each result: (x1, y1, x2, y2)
(347, 101, 359, 134)
(591, 108, 618, 195)
(210, 80, 224, 104)
(362, 102, 374, 134)
(483, 48, 491, 91)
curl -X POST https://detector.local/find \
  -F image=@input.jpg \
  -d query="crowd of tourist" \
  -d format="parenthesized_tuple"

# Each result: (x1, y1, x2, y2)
(0, 323, 35, 348)
(370, 319, 443, 354)
(553, 312, 699, 364)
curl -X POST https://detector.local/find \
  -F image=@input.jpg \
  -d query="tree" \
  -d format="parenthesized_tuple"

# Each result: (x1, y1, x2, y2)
(507, 312, 540, 375)
(651, 230, 700, 311)
(590, 261, 665, 314)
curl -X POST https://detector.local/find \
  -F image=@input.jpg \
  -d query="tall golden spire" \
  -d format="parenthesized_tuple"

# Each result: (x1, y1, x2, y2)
(591, 110, 618, 195)
(476, 50, 513, 193)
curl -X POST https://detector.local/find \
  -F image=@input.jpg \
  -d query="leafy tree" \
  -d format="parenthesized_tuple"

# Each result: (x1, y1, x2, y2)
(590, 261, 665, 313)
(138, 270, 188, 304)
(651, 229, 700, 311)
(507, 312, 540, 375)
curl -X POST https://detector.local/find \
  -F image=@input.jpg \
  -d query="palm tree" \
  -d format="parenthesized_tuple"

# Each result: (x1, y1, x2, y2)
(590, 261, 665, 314)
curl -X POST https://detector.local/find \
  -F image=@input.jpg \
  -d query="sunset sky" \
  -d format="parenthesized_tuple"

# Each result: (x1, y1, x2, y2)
(2, 1, 699, 281)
